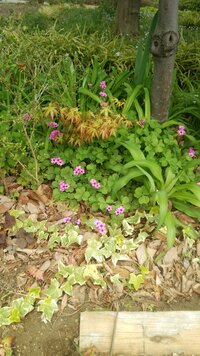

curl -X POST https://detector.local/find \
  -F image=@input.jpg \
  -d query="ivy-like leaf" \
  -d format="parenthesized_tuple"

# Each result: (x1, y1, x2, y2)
(0, 307, 12, 326)
(9, 209, 24, 218)
(110, 274, 122, 285)
(60, 281, 73, 296)
(58, 261, 71, 278)
(44, 279, 62, 299)
(122, 219, 134, 236)
(85, 238, 105, 263)
(128, 273, 144, 290)
(111, 253, 130, 266)
(37, 297, 58, 323)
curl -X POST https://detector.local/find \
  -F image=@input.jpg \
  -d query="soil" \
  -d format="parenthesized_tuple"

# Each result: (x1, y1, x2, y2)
(1, 259, 200, 356)
(0, 3, 37, 17)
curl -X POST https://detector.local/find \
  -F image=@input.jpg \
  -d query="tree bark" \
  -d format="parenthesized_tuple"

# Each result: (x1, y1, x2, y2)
(150, 0, 179, 122)
(116, 0, 141, 36)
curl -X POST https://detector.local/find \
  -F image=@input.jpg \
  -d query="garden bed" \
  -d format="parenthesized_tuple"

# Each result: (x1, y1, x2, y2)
(0, 180, 200, 355)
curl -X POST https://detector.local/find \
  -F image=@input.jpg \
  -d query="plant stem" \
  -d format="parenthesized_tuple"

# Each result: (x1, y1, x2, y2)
(23, 124, 39, 185)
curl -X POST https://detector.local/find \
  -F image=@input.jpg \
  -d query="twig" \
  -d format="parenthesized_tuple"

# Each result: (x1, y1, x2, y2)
(109, 311, 119, 356)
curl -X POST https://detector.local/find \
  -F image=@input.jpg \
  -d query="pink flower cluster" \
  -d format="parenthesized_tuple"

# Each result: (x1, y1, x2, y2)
(51, 157, 64, 166)
(106, 205, 112, 211)
(115, 206, 125, 216)
(63, 217, 81, 225)
(49, 130, 63, 141)
(177, 125, 186, 136)
(73, 165, 85, 176)
(94, 219, 106, 235)
(188, 147, 196, 158)
(99, 81, 107, 90)
(99, 81, 107, 107)
(47, 121, 59, 128)
(90, 179, 101, 189)
(99, 91, 107, 98)
(63, 216, 71, 223)
(59, 181, 70, 192)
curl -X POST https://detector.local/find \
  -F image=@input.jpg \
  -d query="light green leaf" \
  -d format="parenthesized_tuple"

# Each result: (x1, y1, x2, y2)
(112, 168, 143, 196)
(11, 297, 34, 318)
(122, 219, 134, 236)
(48, 232, 60, 249)
(122, 85, 143, 116)
(174, 183, 200, 201)
(83, 264, 101, 281)
(110, 274, 122, 285)
(85, 238, 105, 263)
(172, 200, 200, 221)
(128, 273, 144, 290)
(28, 287, 41, 299)
(9, 209, 24, 218)
(135, 165, 156, 192)
(156, 190, 169, 228)
(44, 279, 62, 299)
(61, 281, 73, 295)
(123, 160, 163, 184)
(165, 211, 177, 249)
(37, 297, 58, 323)
(140, 266, 149, 276)
(122, 141, 145, 160)
(111, 253, 130, 266)
(58, 261, 71, 278)
(171, 191, 200, 208)
(0, 307, 12, 326)
(38, 231, 48, 240)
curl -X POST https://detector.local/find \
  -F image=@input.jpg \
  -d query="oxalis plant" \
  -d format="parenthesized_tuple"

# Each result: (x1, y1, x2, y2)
(110, 134, 200, 248)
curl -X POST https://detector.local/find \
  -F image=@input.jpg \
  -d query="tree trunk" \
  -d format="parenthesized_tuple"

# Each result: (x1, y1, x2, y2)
(150, 0, 179, 122)
(116, 0, 141, 36)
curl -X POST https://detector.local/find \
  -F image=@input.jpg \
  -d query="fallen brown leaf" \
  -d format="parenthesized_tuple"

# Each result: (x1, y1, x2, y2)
(27, 266, 44, 281)
(0, 195, 15, 214)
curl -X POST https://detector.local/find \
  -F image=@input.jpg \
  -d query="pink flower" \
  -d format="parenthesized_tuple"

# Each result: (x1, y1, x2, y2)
(99, 91, 107, 98)
(63, 216, 71, 223)
(75, 219, 81, 225)
(106, 205, 112, 212)
(99, 81, 107, 90)
(177, 125, 186, 136)
(73, 166, 85, 176)
(51, 157, 64, 166)
(47, 121, 59, 128)
(115, 206, 125, 216)
(49, 130, 63, 141)
(59, 181, 70, 192)
(90, 179, 101, 189)
(188, 147, 196, 158)
(94, 220, 106, 235)
(23, 113, 32, 121)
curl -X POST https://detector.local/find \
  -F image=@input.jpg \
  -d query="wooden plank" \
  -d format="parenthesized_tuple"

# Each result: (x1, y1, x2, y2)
(80, 311, 200, 355)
